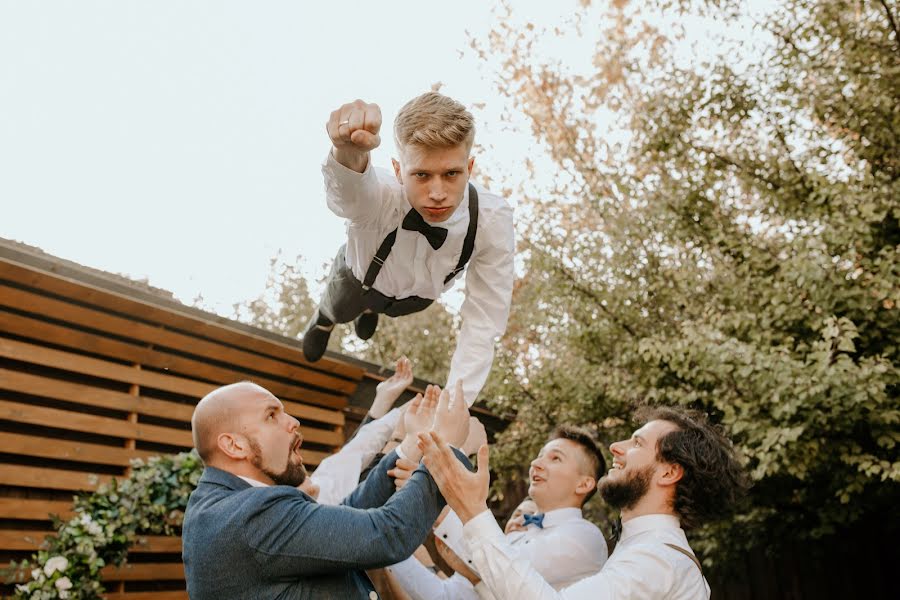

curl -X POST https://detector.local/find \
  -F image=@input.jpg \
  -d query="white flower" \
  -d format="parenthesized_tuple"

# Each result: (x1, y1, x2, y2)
(43, 555, 69, 577)
(55, 576, 73, 591)
(59, 591, 70, 599)
(30, 568, 41, 580)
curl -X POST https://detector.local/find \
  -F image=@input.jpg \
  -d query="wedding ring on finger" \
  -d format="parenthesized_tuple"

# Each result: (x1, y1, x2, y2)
(339, 120, 350, 127)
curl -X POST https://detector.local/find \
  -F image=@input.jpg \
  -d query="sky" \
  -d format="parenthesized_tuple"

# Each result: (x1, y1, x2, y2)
(1, 1, 772, 317)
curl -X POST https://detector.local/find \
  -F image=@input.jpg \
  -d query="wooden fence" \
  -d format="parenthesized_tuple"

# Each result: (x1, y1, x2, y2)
(0, 241, 366, 599)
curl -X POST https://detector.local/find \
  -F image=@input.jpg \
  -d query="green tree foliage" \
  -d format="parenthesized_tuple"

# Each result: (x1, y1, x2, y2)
(476, 0, 899, 566)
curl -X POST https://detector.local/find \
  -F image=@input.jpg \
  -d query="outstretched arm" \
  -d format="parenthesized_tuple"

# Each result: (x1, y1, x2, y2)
(322, 99, 400, 224)
(446, 202, 515, 405)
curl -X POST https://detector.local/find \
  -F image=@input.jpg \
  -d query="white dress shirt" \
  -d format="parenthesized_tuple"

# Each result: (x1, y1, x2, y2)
(463, 512, 710, 600)
(388, 507, 607, 600)
(323, 153, 515, 405)
(310, 408, 402, 505)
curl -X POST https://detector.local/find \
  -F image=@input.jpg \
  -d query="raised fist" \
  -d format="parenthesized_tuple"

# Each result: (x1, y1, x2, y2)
(327, 99, 382, 153)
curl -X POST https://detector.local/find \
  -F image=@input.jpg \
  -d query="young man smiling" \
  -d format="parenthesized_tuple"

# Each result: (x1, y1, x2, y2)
(387, 426, 609, 600)
(302, 92, 515, 405)
(418, 406, 748, 600)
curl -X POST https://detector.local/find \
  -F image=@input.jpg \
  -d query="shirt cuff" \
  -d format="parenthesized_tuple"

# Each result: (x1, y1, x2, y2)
(463, 509, 504, 545)
(325, 147, 374, 179)
(394, 443, 409, 463)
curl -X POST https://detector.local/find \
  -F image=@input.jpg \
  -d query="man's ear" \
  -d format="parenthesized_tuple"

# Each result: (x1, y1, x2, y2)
(218, 432, 251, 460)
(575, 475, 597, 499)
(392, 158, 402, 184)
(657, 462, 684, 488)
(467, 155, 475, 176)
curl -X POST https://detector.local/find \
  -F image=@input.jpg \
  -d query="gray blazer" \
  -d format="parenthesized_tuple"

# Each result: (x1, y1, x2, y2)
(183, 449, 461, 599)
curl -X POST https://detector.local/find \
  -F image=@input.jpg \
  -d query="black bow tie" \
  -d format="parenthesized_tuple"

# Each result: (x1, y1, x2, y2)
(402, 209, 448, 250)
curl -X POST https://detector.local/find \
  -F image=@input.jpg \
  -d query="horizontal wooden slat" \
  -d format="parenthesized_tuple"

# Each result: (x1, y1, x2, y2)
(0, 284, 356, 401)
(101, 562, 184, 581)
(0, 255, 362, 380)
(0, 398, 331, 465)
(0, 309, 350, 416)
(0, 529, 52, 550)
(0, 368, 342, 430)
(0, 464, 112, 491)
(105, 592, 188, 600)
(0, 367, 193, 420)
(0, 378, 342, 448)
(0, 398, 194, 447)
(131, 535, 182, 553)
(0, 336, 214, 397)
(0, 530, 181, 553)
(0, 498, 74, 520)
(0, 431, 158, 467)
(0, 564, 189, 600)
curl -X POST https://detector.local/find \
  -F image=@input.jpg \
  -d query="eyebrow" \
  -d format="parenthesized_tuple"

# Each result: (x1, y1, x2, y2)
(261, 402, 281, 414)
(408, 165, 466, 173)
(632, 434, 646, 443)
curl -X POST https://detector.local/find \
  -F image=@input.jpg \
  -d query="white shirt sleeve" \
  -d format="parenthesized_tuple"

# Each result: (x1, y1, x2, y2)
(432, 510, 470, 565)
(387, 556, 479, 600)
(463, 511, 690, 600)
(322, 150, 397, 226)
(310, 408, 401, 505)
(446, 200, 515, 405)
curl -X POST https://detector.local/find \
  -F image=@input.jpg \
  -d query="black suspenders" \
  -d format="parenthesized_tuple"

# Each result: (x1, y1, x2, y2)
(361, 183, 480, 291)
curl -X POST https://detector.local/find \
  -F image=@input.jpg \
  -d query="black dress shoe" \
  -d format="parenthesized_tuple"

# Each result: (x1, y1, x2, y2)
(302, 312, 333, 362)
(354, 312, 379, 341)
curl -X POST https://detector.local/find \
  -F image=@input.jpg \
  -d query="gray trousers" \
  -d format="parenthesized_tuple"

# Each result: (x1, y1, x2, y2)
(318, 245, 435, 324)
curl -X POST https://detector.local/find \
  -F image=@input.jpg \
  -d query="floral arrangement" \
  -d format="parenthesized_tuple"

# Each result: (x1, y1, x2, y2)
(5, 451, 203, 599)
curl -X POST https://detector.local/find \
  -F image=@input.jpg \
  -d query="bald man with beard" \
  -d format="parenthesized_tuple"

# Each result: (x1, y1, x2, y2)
(182, 381, 471, 600)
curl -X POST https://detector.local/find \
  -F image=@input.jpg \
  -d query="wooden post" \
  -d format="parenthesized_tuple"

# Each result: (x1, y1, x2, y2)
(118, 363, 140, 596)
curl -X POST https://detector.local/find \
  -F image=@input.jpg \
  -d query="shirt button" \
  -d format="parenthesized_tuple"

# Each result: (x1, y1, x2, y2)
(369, 592, 378, 600)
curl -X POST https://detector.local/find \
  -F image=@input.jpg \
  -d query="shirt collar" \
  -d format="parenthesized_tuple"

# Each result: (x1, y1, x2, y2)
(238, 475, 270, 488)
(620, 514, 682, 542)
(535, 507, 583, 529)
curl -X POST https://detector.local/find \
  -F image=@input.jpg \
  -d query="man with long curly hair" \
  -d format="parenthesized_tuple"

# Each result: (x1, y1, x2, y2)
(418, 405, 749, 600)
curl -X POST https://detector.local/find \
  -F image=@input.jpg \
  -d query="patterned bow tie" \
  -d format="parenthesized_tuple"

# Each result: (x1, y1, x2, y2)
(523, 513, 545, 529)
(402, 209, 449, 250)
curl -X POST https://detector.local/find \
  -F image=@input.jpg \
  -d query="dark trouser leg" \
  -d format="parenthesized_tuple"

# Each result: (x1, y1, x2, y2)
(303, 246, 369, 361)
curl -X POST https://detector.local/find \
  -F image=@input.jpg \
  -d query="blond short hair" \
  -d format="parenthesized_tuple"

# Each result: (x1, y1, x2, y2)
(394, 92, 475, 152)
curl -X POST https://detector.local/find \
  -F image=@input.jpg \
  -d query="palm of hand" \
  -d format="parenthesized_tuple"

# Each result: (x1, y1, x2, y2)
(376, 371, 412, 398)
(404, 408, 432, 437)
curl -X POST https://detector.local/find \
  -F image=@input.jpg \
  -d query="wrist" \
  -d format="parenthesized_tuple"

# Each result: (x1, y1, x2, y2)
(455, 502, 489, 525)
(399, 437, 423, 463)
(368, 404, 389, 420)
(332, 147, 368, 172)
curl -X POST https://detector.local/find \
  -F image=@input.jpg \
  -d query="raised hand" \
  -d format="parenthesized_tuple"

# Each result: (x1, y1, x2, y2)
(326, 99, 382, 171)
(370, 357, 413, 419)
(398, 385, 439, 461)
(419, 430, 491, 523)
(431, 380, 470, 449)
(461, 417, 487, 457)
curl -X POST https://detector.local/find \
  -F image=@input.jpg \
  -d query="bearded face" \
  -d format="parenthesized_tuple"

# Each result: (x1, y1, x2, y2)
(249, 435, 307, 487)
(598, 463, 654, 511)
